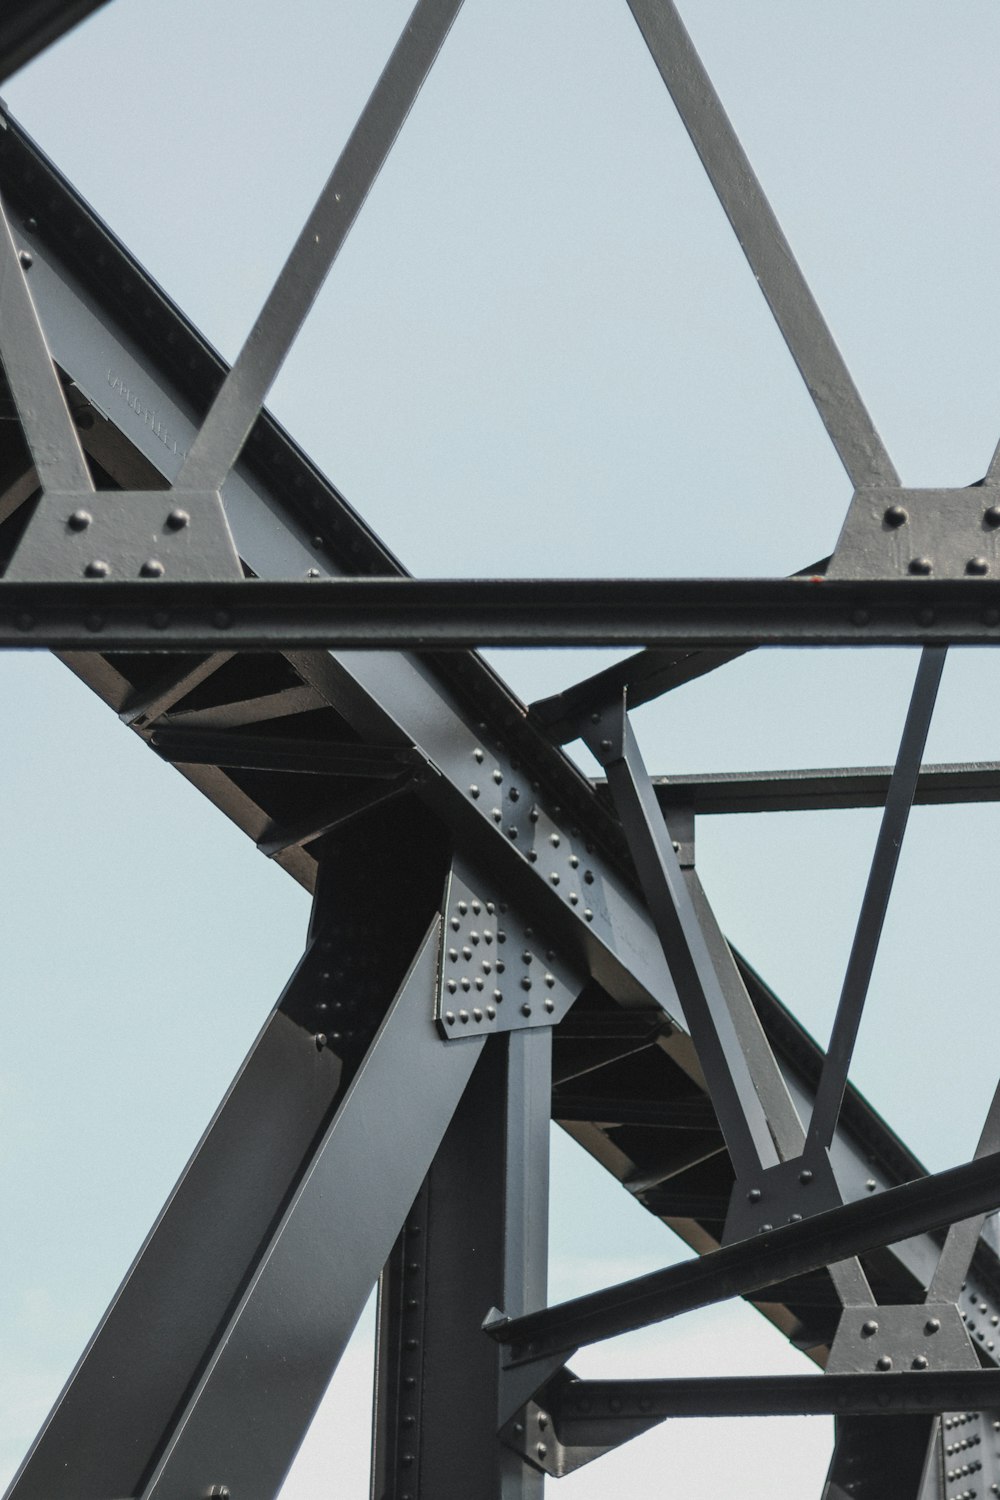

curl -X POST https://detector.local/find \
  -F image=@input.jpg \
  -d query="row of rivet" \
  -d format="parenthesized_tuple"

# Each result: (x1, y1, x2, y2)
(443, 887, 562, 1028)
(467, 747, 600, 924)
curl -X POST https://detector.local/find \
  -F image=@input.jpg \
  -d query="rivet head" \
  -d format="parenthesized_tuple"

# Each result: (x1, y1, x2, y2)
(486, 1005, 496, 1019)
(459, 1010, 469, 1024)
(876, 1354, 893, 1370)
(68, 509, 92, 531)
(908, 556, 933, 575)
(925, 1318, 941, 1334)
(966, 556, 990, 576)
(521, 1003, 532, 1017)
(521, 977, 532, 991)
(473, 1008, 483, 1022)
(985, 505, 1000, 528)
(748, 1188, 762, 1203)
(861, 1320, 879, 1337)
(444, 1011, 456, 1025)
(798, 1168, 813, 1185)
(912, 1355, 929, 1370)
(865, 1178, 877, 1191)
(84, 560, 109, 578)
(140, 558, 165, 577)
(884, 504, 908, 528)
(314, 1032, 327, 1050)
(544, 998, 555, 1013)
(18, 249, 32, 269)
(165, 508, 190, 530)
(599, 738, 612, 755)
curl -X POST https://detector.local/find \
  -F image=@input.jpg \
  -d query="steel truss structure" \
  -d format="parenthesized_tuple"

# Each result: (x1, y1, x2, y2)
(2, 3, 999, 1498)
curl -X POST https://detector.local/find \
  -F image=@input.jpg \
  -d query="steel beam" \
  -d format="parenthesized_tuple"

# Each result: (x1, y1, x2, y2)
(634, 761, 1000, 815)
(373, 1029, 552, 1499)
(489, 1147, 1000, 1363)
(3, 575, 1000, 650)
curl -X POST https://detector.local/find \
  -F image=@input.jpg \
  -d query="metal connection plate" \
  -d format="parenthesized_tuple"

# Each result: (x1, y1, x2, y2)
(434, 858, 583, 1038)
(723, 1150, 842, 1245)
(828, 1304, 979, 1376)
(829, 487, 1000, 581)
(5, 489, 242, 581)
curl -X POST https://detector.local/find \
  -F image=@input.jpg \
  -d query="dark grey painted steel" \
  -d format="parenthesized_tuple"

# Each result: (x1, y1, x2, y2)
(10, 133, 1000, 1347)
(827, 1304, 977, 1377)
(639, 761, 1000, 815)
(177, 0, 465, 494)
(490, 1147, 1000, 1362)
(7, 575, 1000, 649)
(624, 0, 898, 490)
(7, 919, 346, 1500)
(140, 921, 484, 1500)
(435, 856, 584, 1039)
(807, 647, 945, 1152)
(823, 1416, 938, 1500)
(531, 644, 746, 741)
(0, 192, 90, 492)
(829, 487, 1000, 581)
(6, 487, 243, 581)
(0, 0, 111, 82)
(1, 52, 998, 1493)
(150, 727, 420, 777)
(929, 1080, 1000, 1305)
(548, 1371, 1000, 1423)
(373, 1029, 551, 1499)
(584, 696, 781, 1178)
(529, 560, 832, 739)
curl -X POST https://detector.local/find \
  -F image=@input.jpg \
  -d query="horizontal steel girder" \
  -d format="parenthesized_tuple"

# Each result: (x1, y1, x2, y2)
(2, 575, 1000, 650)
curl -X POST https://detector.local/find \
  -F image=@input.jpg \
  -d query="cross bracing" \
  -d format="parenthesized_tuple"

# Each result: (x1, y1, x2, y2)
(1, 4, 999, 1498)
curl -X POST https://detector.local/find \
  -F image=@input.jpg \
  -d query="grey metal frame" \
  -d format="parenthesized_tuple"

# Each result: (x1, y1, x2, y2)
(2, 4, 1000, 1498)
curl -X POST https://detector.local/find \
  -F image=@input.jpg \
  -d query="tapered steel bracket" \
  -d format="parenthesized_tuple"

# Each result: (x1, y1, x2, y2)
(499, 1368, 658, 1479)
(828, 486, 1000, 581)
(5, 489, 243, 581)
(828, 1304, 978, 1376)
(722, 1148, 842, 1245)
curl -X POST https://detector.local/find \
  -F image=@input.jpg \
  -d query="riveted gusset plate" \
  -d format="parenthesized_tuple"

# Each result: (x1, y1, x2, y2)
(828, 1303, 978, 1376)
(828, 487, 1000, 581)
(434, 855, 584, 1038)
(723, 1149, 842, 1245)
(5, 489, 242, 581)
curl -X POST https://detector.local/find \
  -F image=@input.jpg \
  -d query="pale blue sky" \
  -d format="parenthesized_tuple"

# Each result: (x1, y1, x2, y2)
(2, 3, 1000, 1494)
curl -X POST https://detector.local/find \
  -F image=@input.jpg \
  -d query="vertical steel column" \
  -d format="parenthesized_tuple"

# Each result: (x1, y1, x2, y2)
(372, 1027, 552, 1500)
